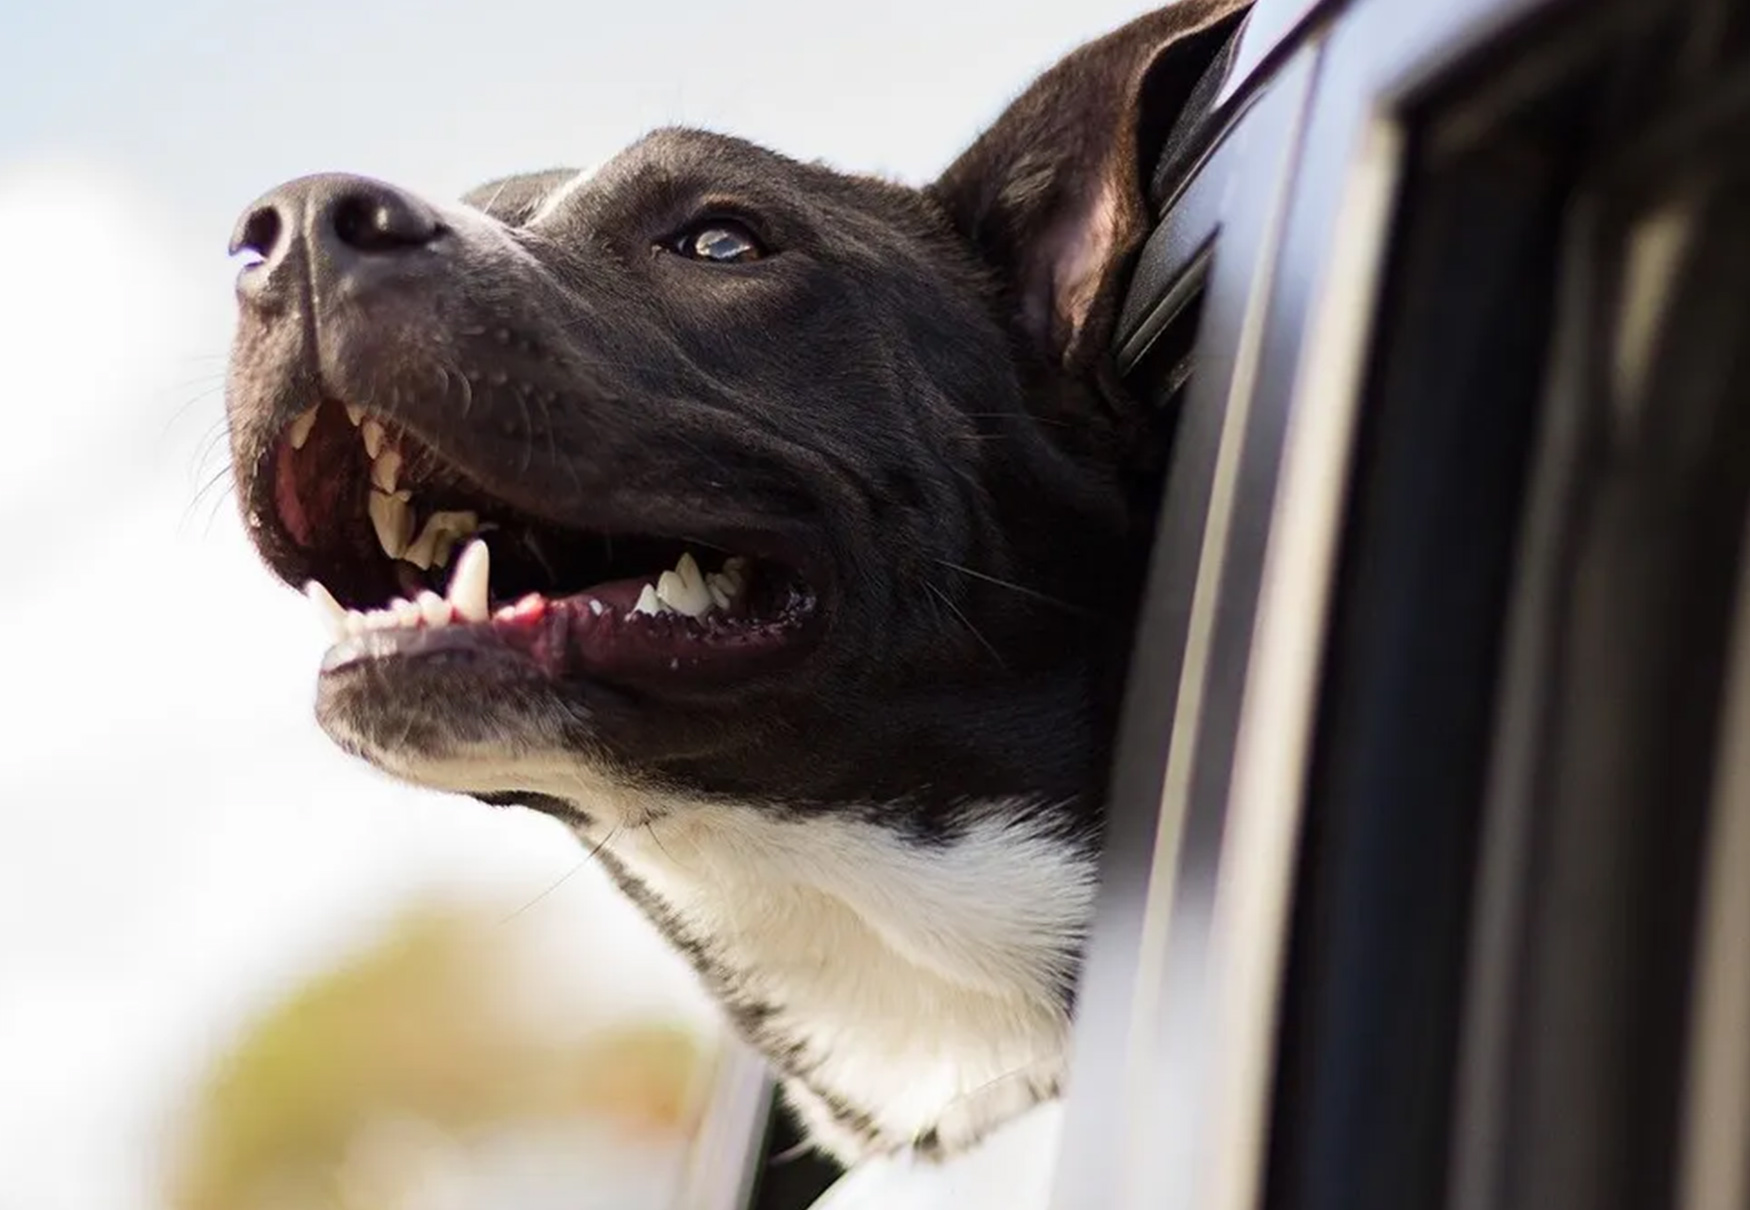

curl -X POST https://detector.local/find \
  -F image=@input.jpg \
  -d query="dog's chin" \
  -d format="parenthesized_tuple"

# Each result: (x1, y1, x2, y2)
(309, 607, 817, 805)
(313, 643, 594, 800)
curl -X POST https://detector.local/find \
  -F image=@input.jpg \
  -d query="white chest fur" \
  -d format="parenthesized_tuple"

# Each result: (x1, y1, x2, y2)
(363, 740, 1096, 1160)
(592, 795, 1097, 1160)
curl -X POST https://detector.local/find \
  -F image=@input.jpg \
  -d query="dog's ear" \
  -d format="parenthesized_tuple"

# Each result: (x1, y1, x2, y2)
(932, 1, 1250, 371)
(462, 169, 583, 225)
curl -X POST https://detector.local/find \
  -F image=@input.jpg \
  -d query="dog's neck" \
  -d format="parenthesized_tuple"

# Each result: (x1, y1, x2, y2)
(582, 785, 1097, 1159)
(384, 742, 1094, 1159)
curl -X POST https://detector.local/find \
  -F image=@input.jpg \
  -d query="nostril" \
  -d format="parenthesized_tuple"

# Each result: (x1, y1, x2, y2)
(327, 188, 440, 254)
(229, 205, 284, 263)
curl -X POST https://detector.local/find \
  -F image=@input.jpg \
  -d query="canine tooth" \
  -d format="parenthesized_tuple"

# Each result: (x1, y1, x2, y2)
(305, 580, 347, 639)
(633, 584, 667, 616)
(417, 591, 452, 627)
(446, 539, 491, 623)
(368, 490, 414, 559)
(656, 569, 712, 617)
(287, 406, 320, 450)
(344, 403, 365, 426)
(362, 418, 386, 460)
(370, 446, 402, 493)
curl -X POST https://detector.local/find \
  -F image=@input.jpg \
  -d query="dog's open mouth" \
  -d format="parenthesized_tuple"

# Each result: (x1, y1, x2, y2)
(267, 400, 822, 686)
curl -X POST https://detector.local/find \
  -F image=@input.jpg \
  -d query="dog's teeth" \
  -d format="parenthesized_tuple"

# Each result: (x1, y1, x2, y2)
(633, 584, 667, 616)
(656, 552, 714, 616)
(717, 557, 750, 595)
(386, 597, 419, 628)
(495, 593, 547, 623)
(401, 518, 442, 569)
(287, 406, 320, 451)
(706, 576, 732, 610)
(368, 490, 415, 559)
(344, 403, 365, 426)
(362, 418, 386, 460)
(428, 513, 480, 569)
(675, 551, 706, 593)
(588, 599, 605, 617)
(656, 568, 712, 617)
(403, 510, 478, 572)
(343, 609, 367, 636)
(370, 447, 402, 494)
(446, 538, 491, 623)
(304, 580, 347, 640)
(417, 590, 452, 627)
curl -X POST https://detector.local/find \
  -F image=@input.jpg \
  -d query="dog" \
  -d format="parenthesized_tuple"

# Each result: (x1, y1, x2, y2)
(223, 0, 1252, 1166)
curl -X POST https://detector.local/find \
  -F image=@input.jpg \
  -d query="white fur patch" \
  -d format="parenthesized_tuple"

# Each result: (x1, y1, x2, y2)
(356, 737, 1096, 1159)
(612, 796, 1092, 1152)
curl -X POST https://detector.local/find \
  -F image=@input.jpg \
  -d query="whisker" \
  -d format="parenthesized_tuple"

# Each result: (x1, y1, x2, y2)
(921, 1063, 1053, 1147)
(479, 176, 512, 217)
(166, 383, 230, 432)
(960, 412, 1072, 428)
(924, 582, 1008, 671)
(928, 559, 1095, 617)
(180, 465, 237, 535)
(641, 814, 694, 874)
(500, 823, 621, 923)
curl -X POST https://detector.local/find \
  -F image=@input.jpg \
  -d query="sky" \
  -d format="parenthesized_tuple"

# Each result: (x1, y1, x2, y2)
(0, 2, 1155, 1206)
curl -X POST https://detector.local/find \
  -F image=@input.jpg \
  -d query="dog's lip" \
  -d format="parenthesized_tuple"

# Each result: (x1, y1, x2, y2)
(245, 399, 835, 692)
(247, 399, 836, 607)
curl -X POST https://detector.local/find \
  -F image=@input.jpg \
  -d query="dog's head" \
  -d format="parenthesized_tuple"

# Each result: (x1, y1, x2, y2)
(225, 2, 1246, 828)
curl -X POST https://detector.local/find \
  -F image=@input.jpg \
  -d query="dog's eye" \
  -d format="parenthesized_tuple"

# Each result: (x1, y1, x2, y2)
(669, 221, 764, 263)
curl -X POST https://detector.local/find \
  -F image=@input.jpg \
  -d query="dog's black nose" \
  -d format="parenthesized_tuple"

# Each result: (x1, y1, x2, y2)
(230, 174, 443, 306)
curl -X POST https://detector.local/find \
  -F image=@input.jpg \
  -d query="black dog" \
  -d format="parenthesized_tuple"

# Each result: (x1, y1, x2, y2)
(224, 0, 1250, 1164)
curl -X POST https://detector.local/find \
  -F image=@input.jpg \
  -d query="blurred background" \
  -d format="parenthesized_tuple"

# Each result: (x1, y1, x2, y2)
(1, 2, 1151, 1205)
